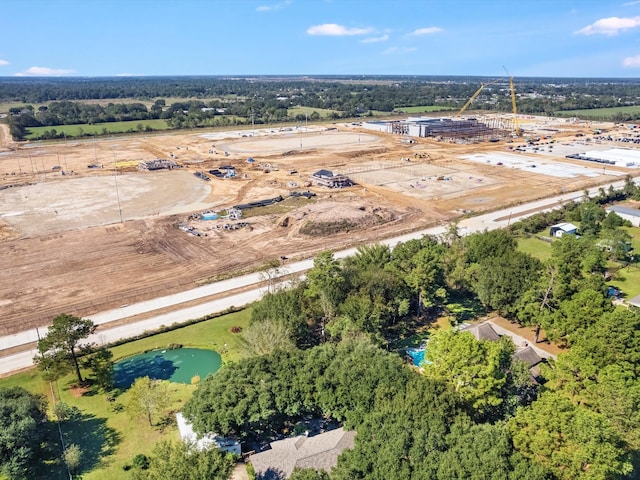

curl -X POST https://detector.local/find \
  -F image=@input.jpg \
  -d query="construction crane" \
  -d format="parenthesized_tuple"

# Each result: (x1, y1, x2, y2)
(503, 66, 521, 136)
(456, 79, 500, 117)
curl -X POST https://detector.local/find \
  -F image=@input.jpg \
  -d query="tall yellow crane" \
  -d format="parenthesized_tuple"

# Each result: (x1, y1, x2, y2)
(456, 79, 500, 117)
(503, 66, 521, 136)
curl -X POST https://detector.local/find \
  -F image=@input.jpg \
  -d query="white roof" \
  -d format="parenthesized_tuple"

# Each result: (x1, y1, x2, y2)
(551, 222, 578, 231)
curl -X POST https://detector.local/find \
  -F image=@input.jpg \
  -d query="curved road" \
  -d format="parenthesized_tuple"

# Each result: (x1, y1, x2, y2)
(1, 177, 635, 375)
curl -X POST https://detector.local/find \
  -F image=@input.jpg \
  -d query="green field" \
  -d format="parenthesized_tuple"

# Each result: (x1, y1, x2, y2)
(555, 105, 640, 120)
(0, 308, 252, 479)
(517, 235, 552, 261)
(518, 226, 640, 299)
(394, 105, 455, 113)
(287, 105, 340, 118)
(25, 119, 170, 139)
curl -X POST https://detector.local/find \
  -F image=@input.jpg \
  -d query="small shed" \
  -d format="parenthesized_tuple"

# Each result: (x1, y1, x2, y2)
(549, 222, 578, 237)
(605, 205, 640, 227)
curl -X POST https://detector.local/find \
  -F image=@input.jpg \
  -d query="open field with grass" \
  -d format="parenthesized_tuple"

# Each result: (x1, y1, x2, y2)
(26, 119, 170, 138)
(555, 105, 640, 120)
(393, 105, 456, 113)
(0, 309, 251, 479)
(517, 235, 552, 261)
(287, 105, 340, 118)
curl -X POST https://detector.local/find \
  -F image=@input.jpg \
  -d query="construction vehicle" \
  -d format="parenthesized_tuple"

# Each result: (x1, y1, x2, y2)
(504, 66, 521, 136)
(456, 79, 500, 117)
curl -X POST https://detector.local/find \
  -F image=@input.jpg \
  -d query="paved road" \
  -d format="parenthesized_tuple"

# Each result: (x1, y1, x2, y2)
(0, 177, 635, 375)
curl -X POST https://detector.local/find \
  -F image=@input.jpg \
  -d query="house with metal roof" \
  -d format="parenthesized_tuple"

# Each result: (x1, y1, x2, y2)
(549, 222, 578, 237)
(605, 205, 640, 227)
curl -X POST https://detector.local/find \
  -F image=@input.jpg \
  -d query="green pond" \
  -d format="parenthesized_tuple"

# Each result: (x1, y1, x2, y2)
(113, 348, 222, 388)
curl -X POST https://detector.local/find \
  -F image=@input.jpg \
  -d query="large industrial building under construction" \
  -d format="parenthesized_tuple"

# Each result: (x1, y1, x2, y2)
(364, 116, 515, 143)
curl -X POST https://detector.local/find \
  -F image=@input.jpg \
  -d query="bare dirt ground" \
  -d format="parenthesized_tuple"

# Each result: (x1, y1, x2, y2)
(0, 118, 633, 336)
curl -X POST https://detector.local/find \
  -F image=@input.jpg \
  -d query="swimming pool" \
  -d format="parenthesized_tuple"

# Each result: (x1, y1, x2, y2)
(405, 347, 430, 367)
(113, 347, 222, 389)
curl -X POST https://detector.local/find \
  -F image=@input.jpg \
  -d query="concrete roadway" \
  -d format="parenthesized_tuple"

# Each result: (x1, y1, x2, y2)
(0, 176, 635, 375)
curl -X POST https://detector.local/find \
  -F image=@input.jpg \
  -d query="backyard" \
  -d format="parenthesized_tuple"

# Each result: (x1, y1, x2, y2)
(0, 309, 251, 479)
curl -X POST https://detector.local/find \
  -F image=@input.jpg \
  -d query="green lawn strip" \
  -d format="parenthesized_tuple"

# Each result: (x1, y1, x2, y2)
(25, 119, 170, 139)
(108, 308, 252, 364)
(0, 308, 252, 478)
(517, 235, 552, 261)
(393, 105, 455, 113)
(555, 105, 640, 119)
(287, 105, 341, 118)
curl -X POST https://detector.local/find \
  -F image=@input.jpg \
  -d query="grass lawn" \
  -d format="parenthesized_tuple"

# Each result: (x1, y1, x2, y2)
(0, 308, 252, 479)
(26, 119, 170, 139)
(607, 226, 640, 300)
(555, 105, 640, 120)
(287, 105, 340, 119)
(517, 235, 552, 261)
(393, 105, 455, 113)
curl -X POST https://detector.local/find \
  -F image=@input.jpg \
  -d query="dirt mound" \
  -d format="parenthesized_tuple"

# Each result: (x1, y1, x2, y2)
(281, 200, 397, 236)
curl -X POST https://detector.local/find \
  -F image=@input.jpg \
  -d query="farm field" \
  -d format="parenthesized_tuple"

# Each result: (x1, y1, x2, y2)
(555, 105, 640, 120)
(25, 119, 170, 138)
(394, 105, 456, 113)
(0, 115, 636, 339)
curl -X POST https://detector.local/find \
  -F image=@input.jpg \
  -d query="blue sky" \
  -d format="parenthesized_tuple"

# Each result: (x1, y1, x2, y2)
(2, 0, 640, 77)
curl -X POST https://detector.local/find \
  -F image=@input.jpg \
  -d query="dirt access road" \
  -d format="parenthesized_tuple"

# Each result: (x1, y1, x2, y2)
(0, 118, 630, 336)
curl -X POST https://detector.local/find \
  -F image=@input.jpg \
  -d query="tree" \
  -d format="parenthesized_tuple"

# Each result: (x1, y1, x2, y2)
(423, 329, 515, 419)
(0, 387, 48, 480)
(241, 319, 296, 356)
(127, 377, 170, 427)
(34, 313, 96, 384)
(288, 468, 330, 480)
(83, 346, 114, 391)
(474, 250, 541, 317)
(510, 391, 632, 480)
(258, 257, 287, 293)
(305, 251, 346, 334)
(63, 443, 82, 474)
(131, 440, 235, 480)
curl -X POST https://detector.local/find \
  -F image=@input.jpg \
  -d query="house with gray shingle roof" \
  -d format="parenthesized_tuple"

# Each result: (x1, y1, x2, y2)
(250, 427, 356, 480)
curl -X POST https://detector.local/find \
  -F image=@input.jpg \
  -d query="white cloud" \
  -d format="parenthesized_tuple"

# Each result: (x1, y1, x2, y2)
(408, 26, 443, 36)
(14, 66, 75, 76)
(382, 46, 417, 55)
(307, 23, 374, 36)
(0, 59, 9, 66)
(624, 1, 640, 5)
(361, 34, 389, 44)
(257, 0, 291, 12)
(575, 16, 640, 36)
(623, 55, 640, 67)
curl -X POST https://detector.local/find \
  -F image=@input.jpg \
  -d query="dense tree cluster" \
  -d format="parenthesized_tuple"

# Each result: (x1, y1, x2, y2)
(0, 387, 49, 480)
(184, 338, 546, 479)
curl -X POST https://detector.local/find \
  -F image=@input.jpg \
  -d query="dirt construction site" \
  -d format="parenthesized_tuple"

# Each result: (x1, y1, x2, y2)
(0, 115, 638, 336)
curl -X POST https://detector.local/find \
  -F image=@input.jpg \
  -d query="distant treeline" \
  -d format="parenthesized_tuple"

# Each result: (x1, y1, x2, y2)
(4, 76, 640, 140)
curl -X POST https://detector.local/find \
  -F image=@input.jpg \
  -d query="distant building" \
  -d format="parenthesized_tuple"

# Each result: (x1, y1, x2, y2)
(250, 427, 356, 480)
(605, 205, 640, 227)
(549, 222, 578, 237)
(310, 169, 353, 188)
